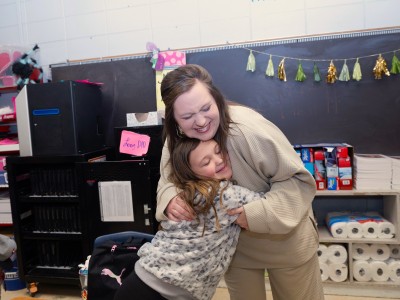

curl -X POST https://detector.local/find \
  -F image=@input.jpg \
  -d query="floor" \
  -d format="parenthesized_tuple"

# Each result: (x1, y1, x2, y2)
(1, 284, 399, 300)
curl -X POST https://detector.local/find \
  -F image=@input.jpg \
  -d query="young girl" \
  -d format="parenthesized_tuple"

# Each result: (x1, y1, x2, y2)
(113, 138, 262, 300)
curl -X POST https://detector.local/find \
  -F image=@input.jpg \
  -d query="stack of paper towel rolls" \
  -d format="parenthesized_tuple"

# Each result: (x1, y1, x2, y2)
(352, 243, 400, 283)
(318, 244, 348, 282)
(325, 211, 396, 239)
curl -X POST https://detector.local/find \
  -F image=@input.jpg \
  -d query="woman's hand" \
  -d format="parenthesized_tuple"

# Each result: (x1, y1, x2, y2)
(165, 195, 195, 222)
(227, 207, 249, 230)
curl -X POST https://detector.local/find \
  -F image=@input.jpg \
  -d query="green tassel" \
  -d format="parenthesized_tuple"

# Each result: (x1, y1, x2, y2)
(295, 61, 306, 82)
(390, 52, 400, 74)
(265, 55, 274, 77)
(313, 62, 321, 82)
(352, 58, 362, 81)
(246, 50, 256, 72)
(339, 60, 350, 82)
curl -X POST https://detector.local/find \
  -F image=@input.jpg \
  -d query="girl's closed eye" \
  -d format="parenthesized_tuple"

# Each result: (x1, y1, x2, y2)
(202, 159, 211, 167)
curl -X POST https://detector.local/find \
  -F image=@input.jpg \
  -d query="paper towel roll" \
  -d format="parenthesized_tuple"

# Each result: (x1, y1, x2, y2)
(353, 260, 372, 282)
(369, 260, 389, 282)
(369, 244, 390, 261)
(327, 244, 348, 264)
(317, 244, 329, 263)
(352, 243, 371, 260)
(362, 221, 379, 238)
(328, 263, 348, 282)
(326, 212, 349, 238)
(346, 221, 363, 239)
(319, 262, 330, 281)
(389, 245, 400, 259)
(377, 222, 396, 239)
(364, 212, 396, 239)
(329, 222, 348, 238)
(387, 258, 400, 283)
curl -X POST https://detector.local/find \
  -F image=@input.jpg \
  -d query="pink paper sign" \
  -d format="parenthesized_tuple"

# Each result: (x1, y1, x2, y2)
(119, 130, 150, 156)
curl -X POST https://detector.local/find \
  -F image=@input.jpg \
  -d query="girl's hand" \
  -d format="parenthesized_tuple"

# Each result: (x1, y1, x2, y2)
(166, 195, 195, 221)
(227, 207, 249, 230)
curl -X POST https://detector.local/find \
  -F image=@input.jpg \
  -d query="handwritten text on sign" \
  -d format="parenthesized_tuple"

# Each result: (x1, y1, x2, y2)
(119, 130, 150, 156)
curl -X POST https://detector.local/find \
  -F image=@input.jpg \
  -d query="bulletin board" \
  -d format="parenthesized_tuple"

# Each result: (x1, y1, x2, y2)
(51, 28, 400, 155)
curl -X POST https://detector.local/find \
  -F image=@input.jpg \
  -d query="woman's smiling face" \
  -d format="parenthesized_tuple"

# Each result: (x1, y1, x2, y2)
(173, 81, 220, 141)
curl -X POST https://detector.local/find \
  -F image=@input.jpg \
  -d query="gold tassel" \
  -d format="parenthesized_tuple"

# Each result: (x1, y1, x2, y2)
(326, 60, 337, 84)
(373, 54, 390, 79)
(246, 50, 256, 72)
(277, 58, 286, 81)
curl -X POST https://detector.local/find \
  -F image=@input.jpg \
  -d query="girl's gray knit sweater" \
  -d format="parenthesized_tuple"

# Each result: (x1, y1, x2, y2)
(138, 181, 261, 300)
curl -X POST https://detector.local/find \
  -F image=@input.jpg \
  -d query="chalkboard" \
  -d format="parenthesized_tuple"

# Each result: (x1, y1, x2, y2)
(51, 30, 400, 155)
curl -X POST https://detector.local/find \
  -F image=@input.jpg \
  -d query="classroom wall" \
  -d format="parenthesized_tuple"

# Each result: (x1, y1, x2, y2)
(0, 0, 399, 76)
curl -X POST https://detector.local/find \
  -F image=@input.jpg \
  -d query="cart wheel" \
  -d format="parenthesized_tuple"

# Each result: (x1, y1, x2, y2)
(27, 282, 38, 297)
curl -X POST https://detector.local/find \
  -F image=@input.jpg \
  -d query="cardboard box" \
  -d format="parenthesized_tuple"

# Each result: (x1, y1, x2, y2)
(126, 111, 162, 127)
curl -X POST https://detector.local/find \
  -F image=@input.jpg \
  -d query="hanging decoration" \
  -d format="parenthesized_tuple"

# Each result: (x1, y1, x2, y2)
(265, 55, 274, 77)
(352, 58, 362, 81)
(240, 42, 400, 84)
(390, 52, 400, 74)
(338, 60, 350, 82)
(246, 50, 256, 72)
(277, 58, 286, 81)
(313, 62, 321, 82)
(326, 60, 337, 83)
(295, 61, 306, 82)
(373, 54, 390, 79)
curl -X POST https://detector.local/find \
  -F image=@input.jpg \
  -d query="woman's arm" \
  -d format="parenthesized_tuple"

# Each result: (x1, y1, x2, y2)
(228, 106, 316, 234)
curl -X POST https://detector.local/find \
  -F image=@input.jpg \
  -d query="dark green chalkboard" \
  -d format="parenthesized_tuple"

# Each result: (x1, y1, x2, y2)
(51, 30, 400, 155)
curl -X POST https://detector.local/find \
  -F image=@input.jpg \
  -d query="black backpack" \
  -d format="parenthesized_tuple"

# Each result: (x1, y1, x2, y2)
(87, 237, 147, 300)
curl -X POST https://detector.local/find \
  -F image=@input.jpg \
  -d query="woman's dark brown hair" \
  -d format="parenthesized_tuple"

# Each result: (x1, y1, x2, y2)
(161, 64, 232, 161)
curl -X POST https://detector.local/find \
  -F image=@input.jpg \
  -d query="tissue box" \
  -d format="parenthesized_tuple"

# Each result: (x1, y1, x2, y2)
(127, 112, 162, 127)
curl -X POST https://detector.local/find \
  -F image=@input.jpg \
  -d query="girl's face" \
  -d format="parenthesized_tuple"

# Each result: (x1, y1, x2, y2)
(189, 140, 232, 180)
(173, 81, 220, 141)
